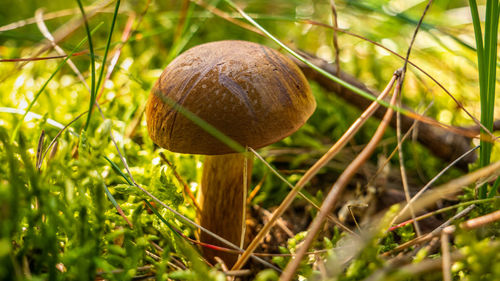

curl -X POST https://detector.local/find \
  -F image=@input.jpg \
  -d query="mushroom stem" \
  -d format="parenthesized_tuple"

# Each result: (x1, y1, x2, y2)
(198, 153, 253, 267)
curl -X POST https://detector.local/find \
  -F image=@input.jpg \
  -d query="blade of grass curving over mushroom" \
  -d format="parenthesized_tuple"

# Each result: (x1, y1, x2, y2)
(155, 95, 245, 153)
(223, 0, 393, 111)
(469, 0, 499, 198)
(223, 0, 490, 143)
(9, 23, 103, 143)
(191, 0, 493, 139)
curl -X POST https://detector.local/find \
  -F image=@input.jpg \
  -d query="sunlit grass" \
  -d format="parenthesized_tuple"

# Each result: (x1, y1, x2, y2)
(468, 0, 499, 198)
(0, 0, 499, 280)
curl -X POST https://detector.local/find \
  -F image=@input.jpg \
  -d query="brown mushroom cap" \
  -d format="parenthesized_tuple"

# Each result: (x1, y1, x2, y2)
(146, 40, 316, 155)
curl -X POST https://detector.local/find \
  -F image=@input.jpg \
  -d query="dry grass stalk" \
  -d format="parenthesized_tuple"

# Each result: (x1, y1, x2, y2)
(279, 72, 402, 281)
(232, 73, 399, 270)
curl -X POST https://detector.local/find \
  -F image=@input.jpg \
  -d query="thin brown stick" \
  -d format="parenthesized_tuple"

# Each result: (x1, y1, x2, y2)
(0, 1, 114, 32)
(35, 8, 90, 93)
(401, 0, 434, 74)
(223, 269, 252, 277)
(241, 148, 249, 249)
(384, 204, 475, 256)
(279, 70, 401, 281)
(0, 52, 87, 62)
(231, 73, 399, 271)
(391, 145, 480, 227)
(397, 161, 500, 222)
(397, 100, 422, 236)
(441, 228, 452, 281)
(300, 19, 492, 140)
(249, 147, 357, 236)
(395, 0, 432, 236)
(294, 53, 480, 168)
(460, 209, 500, 230)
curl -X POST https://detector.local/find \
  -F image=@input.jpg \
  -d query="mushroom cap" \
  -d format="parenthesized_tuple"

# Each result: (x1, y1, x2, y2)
(146, 40, 316, 155)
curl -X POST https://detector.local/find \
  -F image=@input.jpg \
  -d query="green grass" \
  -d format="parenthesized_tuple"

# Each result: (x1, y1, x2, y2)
(9, 23, 103, 143)
(75, 0, 97, 132)
(469, 0, 499, 198)
(0, 0, 499, 280)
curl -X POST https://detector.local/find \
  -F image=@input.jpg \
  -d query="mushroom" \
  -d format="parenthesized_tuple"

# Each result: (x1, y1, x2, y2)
(146, 40, 316, 266)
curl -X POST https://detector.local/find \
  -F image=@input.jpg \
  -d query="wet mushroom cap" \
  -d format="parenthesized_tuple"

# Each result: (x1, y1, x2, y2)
(146, 40, 316, 155)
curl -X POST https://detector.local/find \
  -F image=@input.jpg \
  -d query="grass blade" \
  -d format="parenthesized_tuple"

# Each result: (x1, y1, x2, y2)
(95, 0, 121, 92)
(470, 0, 499, 197)
(76, 0, 97, 132)
(10, 23, 103, 143)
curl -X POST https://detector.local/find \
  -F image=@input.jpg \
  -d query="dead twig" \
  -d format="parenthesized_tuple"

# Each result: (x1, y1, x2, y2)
(390, 145, 480, 227)
(249, 147, 357, 236)
(384, 204, 475, 256)
(441, 227, 453, 281)
(395, 0, 434, 238)
(293, 53, 478, 169)
(232, 73, 399, 271)
(460, 209, 500, 230)
(280, 70, 402, 281)
(397, 161, 500, 222)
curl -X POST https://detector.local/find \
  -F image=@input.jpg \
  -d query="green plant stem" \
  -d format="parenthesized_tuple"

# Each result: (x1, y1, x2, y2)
(95, 0, 121, 93)
(469, 0, 499, 198)
(76, 0, 97, 132)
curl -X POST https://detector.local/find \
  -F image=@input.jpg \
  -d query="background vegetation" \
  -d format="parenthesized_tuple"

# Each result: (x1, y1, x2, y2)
(0, 0, 499, 280)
